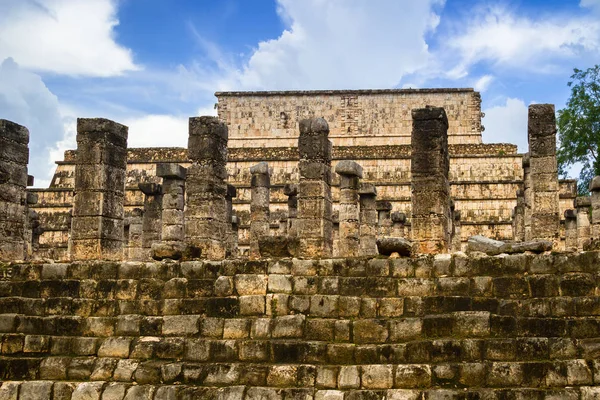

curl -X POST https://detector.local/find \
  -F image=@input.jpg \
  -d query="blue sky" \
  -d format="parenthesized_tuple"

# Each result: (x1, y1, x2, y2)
(0, 0, 599, 187)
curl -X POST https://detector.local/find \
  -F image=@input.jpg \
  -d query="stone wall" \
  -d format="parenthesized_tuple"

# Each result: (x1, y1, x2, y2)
(1, 252, 600, 398)
(216, 89, 483, 147)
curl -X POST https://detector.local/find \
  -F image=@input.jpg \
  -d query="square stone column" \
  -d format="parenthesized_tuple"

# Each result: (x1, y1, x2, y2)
(0, 120, 29, 261)
(564, 209, 578, 252)
(528, 104, 560, 244)
(152, 163, 186, 260)
(590, 177, 600, 241)
(391, 212, 407, 238)
(513, 189, 525, 242)
(522, 154, 532, 241)
(138, 183, 163, 259)
(376, 200, 393, 237)
(125, 208, 144, 260)
(452, 210, 462, 252)
(185, 117, 229, 260)
(70, 118, 128, 261)
(297, 118, 333, 258)
(335, 160, 363, 257)
(359, 183, 378, 257)
(284, 184, 298, 238)
(410, 106, 451, 254)
(575, 196, 591, 250)
(225, 184, 238, 258)
(250, 162, 270, 259)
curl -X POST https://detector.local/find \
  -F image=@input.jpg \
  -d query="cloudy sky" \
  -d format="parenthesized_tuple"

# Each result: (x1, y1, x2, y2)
(1, 0, 599, 187)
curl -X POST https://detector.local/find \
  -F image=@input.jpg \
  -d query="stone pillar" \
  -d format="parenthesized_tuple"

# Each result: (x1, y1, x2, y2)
(0, 120, 29, 261)
(332, 210, 340, 257)
(376, 200, 393, 237)
(139, 183, 163, 259)
(185, 116, 229, 260)
(359, 183, 378, 257)
(250, 162, 270, 259)
(410, 106, 451, 254)
(590, 177, 600, 241)
(152, 163, 186, 260)
(297, 118, 333, 258)
(575, 196, 591, 250)
(528, 104, 560, 243)
(25, 191, 38, 258)
(452, 211, 462, 252)
(335, 160, 363, 257)
(522, 154, 532, 241)
(70, 118, 128, 261)
(391, 212, 407, 238)
(564, 209, 578, 252)
(126, 208, 144, 260)
(231, 212, 240, 255)
(225, 184, 238, 258)
(513, 189, 525, 242)
(284, 184, 298, 237)
(279, 217, 288, 235)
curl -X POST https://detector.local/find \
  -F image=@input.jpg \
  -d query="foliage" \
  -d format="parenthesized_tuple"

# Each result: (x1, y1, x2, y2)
(557, 65, 600, 194)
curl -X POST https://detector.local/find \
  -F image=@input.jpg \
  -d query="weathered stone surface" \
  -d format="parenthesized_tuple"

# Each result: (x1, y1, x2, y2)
(156, 163, 186, 180)
(70, 118, 128, 261)
(185, 117, 229, 260)
(528, 104, 559, 245)
(258, 235, 298, 258)
(411, 107, 450, 254)
(377, 237, 415, 257)
(250, 162, 270, 259)
(0, 119, 29, 261)
(467, 235, 552, 255)
(297, 118, 333, 259)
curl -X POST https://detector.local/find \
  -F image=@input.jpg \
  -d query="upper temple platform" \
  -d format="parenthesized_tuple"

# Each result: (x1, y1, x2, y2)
(215, 88, 483, 148)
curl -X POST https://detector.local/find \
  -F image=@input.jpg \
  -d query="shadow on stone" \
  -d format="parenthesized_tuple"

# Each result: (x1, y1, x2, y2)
(376, 237, 415, 257)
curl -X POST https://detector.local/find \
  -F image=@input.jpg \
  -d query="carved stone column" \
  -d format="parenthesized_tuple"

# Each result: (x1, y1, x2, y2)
(0, 120, 29, 261)
(70, 118, 128, 261)
(452, 211, 462, 252)
(376, 200, 393, 237)
(185, 116, 228, 260)
(296, 118, 333, 258)
(250, 162, 270, 259)
(359, 183, 378, 257)
(528, 104, 560, 244)
(391, 212, 407, 238)
(126, 208, 144, 260)
(590, 177, 600, 241)
(575, 196, 591, 250)
(564, 209, 578, 252)
(335, 160, 363, 257)
(152, 163, 186, 260)
(139, 182, 162, 259)
(284, 183, 298, 238)
(410, 106, 451, 254)
(523, 154, 532, 241)
(225, 184, 238, 258)
(513, 189, 525, 242)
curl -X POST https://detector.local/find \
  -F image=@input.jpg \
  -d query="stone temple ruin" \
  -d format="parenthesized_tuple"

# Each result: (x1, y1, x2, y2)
(1, 89, 600, 398)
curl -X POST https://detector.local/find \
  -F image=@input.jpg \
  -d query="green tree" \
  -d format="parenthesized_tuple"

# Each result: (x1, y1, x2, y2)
(557, 65, 600, 194)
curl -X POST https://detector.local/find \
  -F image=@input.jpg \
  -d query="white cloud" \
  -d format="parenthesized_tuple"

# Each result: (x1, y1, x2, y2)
(581, 0, 600, 11)
(0, 0, 138, 77)
(448, 6, 600, 76)
(482, 98, 528, 152)
(124, 115, 188, 148)
(216, 0, 444, 90)
(473, 75, 494, 92)
(0, 58, 66, 187)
